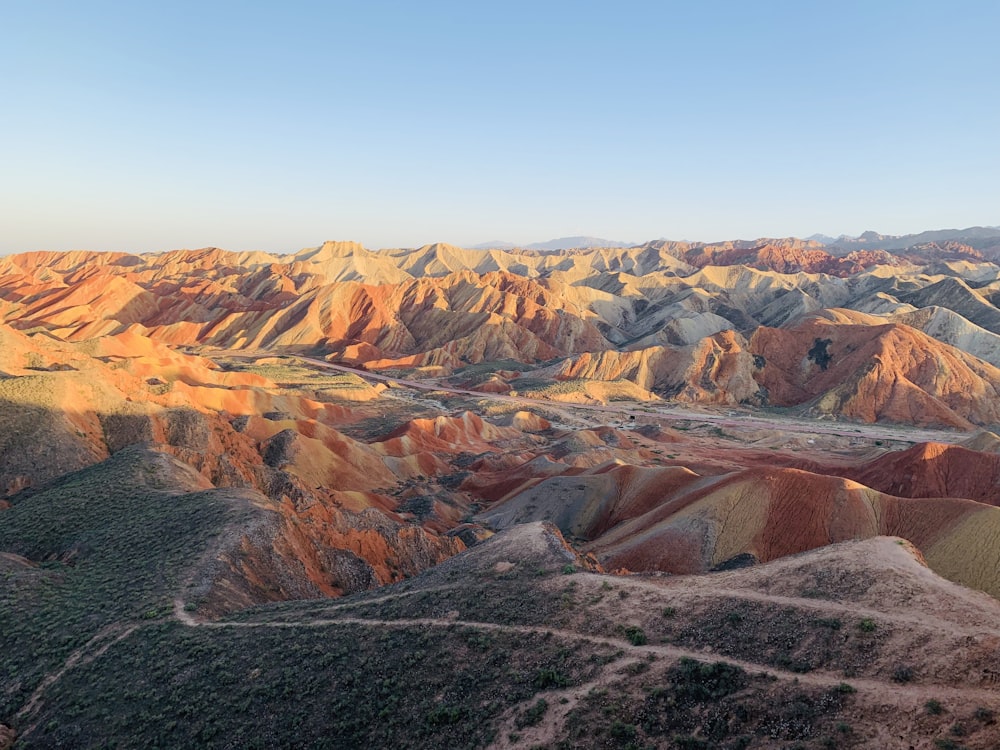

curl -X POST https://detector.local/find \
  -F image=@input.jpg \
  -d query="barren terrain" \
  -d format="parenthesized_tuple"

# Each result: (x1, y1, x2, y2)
(5, 236, 1000, 747)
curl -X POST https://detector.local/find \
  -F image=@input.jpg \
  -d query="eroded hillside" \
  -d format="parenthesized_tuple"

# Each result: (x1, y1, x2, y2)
(5, 237, 1000, 747)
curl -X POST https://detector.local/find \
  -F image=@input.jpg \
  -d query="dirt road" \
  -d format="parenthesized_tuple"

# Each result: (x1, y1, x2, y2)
(292, 355, 964, 445)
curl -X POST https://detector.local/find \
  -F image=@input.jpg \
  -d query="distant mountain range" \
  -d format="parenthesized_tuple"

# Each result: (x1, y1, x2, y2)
(471, 236, 634, 251)
(805, 233, 839, 245)
(473, 227, 1000, 254)
(813, 226, 1000, 253)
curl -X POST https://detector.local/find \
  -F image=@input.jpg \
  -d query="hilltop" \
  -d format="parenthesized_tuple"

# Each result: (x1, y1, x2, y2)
(6, 234, 1000, 427)
(5, 230, 1000, 746)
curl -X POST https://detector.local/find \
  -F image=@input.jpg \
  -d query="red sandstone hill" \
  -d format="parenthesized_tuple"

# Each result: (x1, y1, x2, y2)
(846, 441, 1000, 504)
(549, 314, 1000, 426)
(636, 237, 903, 276)
(554, 330, 761, 405)
(749, 316, 1000, 427)
(5, 242, 1000, 427)
(483, 462, 1000, 598)
(0, 322, 466, 596)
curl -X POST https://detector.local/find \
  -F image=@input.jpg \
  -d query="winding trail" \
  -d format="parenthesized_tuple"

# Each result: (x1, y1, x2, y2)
(172, 597, 1000, 709)
(633, 583, 1000, 639)
(14, 624, 138, 740)
(284, 355, 963, 445)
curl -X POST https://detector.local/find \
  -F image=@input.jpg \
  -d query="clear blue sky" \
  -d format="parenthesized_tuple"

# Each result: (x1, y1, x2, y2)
(2, 0, 998, 253)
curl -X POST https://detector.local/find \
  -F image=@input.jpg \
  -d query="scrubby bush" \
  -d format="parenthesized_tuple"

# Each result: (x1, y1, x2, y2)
(857, 618, 876, 633)
(533, 669, 569, 690)
(892, 666, 914, 683)
(623, 626, 647, 646)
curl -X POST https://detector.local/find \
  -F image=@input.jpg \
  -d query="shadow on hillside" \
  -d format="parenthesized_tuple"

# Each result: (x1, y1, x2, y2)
(0, 399, 215, 503)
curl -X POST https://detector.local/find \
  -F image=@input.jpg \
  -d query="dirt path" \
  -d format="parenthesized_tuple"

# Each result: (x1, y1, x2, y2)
(488, 663, 637, 750)
(597, 536, 1000, 635)
(291, 355, 964, 445)
(15, 624, 138, 740)
(625, 581, 1000, 639)
(172, 598, 1000, 708)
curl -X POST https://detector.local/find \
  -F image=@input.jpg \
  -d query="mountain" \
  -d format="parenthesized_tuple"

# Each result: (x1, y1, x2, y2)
(751, 316, 1000, 427)
(468, 240, 518, 250)
(8, 232, 1000, 746)
(11, 499, 1000, 747)
(524, 236, 634, 251)
(469, 237, 635, 251)
(847, 441, 1000, 504)
(831, 225, 1000, 251)
(8, 238, 1000, 424)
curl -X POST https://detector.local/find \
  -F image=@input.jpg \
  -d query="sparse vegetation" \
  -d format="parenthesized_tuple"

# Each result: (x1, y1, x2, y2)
(1, 439, 636, 748)
(2, 298, 998, 750)
(533, 668, 571, 690)
(608, 720, 637, 740)
(623, 626, 647, 646)
(0, 447, 257, 721)
(223, 359, 370, 390)
(668, 658, 748, 704)
(892, 665, 914, 683)
(518, 698, 549, 728)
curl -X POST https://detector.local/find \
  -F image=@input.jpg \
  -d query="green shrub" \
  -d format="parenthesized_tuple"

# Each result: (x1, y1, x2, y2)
(623, 626, 647, 646)
(668, 658, 747, 704)
(517, 698, 548, 728)
(533, 669, 569, 690)
(625, 661, 650, 675)
(426, 705, 462, 727)
(857, 618, 876, 633)
(892, 666, 914, 683)
(673, 734, 709, 749)
(608, 721, 637, 740)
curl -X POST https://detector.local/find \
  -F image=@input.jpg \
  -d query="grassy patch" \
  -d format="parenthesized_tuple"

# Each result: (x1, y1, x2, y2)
(0, 447, 258, 720)
(33, 623, 606, 749)
(220, 359, 368, 390)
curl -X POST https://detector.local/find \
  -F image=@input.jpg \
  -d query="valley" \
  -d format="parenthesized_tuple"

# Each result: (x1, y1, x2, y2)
(4, 234, 1000, 748)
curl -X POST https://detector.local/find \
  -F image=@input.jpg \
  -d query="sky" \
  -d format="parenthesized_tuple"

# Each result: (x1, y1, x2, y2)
(2, 0, 999, 254)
